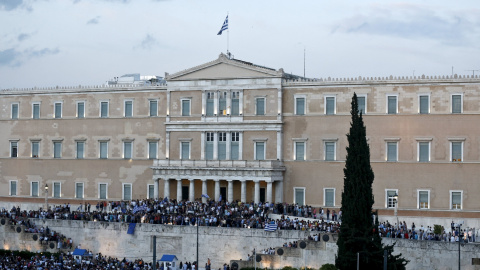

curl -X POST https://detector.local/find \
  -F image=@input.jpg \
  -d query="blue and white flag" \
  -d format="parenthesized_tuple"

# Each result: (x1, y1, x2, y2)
(132, 205, 147, 214)
(217, 15, 228, 35)
(218, 194, 222, 201)
(264, 222, 278, 232)
(162, 197, 169, 203)
(202, 194, 210, 199)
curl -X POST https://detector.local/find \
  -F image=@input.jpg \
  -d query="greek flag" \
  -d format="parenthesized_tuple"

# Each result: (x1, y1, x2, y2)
(217, 15, 228, 35)
(218, 194, 222, 201)
(132, 205, 147, 214)
(264, 222, 278, 232)
(202, 194, 210, 199)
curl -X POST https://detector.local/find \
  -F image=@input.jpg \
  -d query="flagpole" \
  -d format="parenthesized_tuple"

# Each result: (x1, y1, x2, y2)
(227, 12, 230, 56)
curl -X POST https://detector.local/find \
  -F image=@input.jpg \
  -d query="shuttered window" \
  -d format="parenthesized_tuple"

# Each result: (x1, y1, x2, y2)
(451, 192, 461, 209)
(99, 183, 107, 200)
(325, 189, 334, 207)
(295, 188, 305, 206)
(76, 183, 83, 199)
(256, 98, 265, 115)
(325, 142, 335, 161)
(255, 142, 265, 160)
(387, 142, 397, 162)
(295, 142, 305, 161)
(418, 142, 429, 162)
(452, 95, 462, 113)
(296, 98, 305, 115)
(181, 142, 190, 160)
(419, 95, 429, 114)
(419, 191, 428, 209)
(325, 97, 335, 115)
(53, 182, 61, 198)
(451, 142, 462, 161)
(387, 96, 397, 114)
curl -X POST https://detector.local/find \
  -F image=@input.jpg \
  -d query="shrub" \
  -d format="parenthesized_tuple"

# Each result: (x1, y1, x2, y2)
(320, 264, 337, 270)
(433, 224, 443, 235)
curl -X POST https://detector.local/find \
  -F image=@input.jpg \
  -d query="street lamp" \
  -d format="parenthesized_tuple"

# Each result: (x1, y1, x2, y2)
(393, 193, 399, 230)
(44, 184, 49, 210)
(456, 222, 464, 270)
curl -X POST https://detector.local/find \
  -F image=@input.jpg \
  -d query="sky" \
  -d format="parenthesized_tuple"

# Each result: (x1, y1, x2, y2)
(0, 0, 479, 89)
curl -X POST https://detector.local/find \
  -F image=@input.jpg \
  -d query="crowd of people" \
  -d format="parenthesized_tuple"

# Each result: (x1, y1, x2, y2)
(0, 251, 156, 269)
(378, 220, 477, 242)
(2, 198, 343, 233)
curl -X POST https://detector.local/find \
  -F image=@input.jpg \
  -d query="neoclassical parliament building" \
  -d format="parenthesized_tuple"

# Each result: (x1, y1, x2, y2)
(1, 53, 479, 224)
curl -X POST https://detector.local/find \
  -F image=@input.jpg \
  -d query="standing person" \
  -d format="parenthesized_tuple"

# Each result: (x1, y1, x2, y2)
(326, 209, 330, 220)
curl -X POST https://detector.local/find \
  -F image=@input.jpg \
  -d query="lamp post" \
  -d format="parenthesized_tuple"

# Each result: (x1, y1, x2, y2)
(393, 193, 399, 229)
(196, 212, 199, 270)
(44, 184, 49, 211)
(457, 222, 463, 270)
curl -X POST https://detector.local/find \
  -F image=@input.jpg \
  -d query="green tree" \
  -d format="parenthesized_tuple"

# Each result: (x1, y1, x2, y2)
(335, 93, 408, 270)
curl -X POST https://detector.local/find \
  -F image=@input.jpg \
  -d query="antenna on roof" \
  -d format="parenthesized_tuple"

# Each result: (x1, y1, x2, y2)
(465, 69, 480, 76)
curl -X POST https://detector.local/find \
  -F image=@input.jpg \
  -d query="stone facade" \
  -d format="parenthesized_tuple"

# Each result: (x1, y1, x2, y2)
(2, 219, 480, 270)
(1, 53, 480, 226)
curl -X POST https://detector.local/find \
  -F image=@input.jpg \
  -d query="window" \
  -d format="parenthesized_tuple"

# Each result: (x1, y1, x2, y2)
(149, 100, 158, 117)
(100, 101, 109, 118)
(255, 141, 265, 160)
(181, 142, 190, 160)
(32, 103, 40, 119)
(450, 191, 462, 210)
(231, 91, 240, 116)
(54, 102, 62, 118)
(148, 184, 154, 199)
(53, 141, 62, 158)
(53, 182, 61, 198)
(76, 183, 84, 199)
(31, 182, 39, 197)
(451, 94, 462, 114)
(76, 141, 85, 159)
(31, 141, 40, 158)
(10, 181, 17, 196)
(231, 132, 239, 160)
(11, 103, 19, 119)
(418, 190, 429, 209)
(324, 188, 335, 207)
(256, 97, 265, 115)
(100, 141, 108, 159)
(418, 142, 430, 162)
(206, 92, 214, 116)
(148, 141, 158, 159)
(386, 190, 398, 208)
(182, 99, 191, 116)
(419, 95, 429, 114)
(386, 142, 398, 162)
(10, 141, 18, 158)
(294, 187, 305, 206)
(295, 141, 305, 161)
(218, 132, 227, 160)
(123, 141, 133, 159)
(77, 101, 85, 118)
(325, 96, 335, 115)
(357, 95, 366, 114)
(387, 95, 397, 114)
(124, 100, 133, 117)
(324, 141, 336, 161)
(123, 183, 132, 200)
(295, 97, 305, 115)
(205, 132, 214, 160)
(451, 141, 463, 162)
(219, 92, 227, 116)
(99, 183, 107, 200)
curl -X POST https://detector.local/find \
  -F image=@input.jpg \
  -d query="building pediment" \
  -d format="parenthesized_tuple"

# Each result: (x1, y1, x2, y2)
(166, 53, 284, 81)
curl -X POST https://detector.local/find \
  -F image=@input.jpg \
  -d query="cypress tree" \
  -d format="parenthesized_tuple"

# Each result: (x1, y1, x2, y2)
(335, 93, 408, 269)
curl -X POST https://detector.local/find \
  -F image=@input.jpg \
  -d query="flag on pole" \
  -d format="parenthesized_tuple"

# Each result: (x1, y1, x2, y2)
(202, 194, 210, 199)
(127, 223, 136, 234)
(218, 194, 222, 201)
(217, 15, 228, 35)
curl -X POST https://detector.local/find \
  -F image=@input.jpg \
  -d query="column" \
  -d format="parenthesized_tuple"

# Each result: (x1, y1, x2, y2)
(166, 90, 171, 121)
(189, 179, 195, 202)
(239, 90, 244, 115)
(240, 180, 247, 203)
(202, 180, 208, 203)
(153, 178, 159, 199)
(275, 181, 283, 203)
(201, 132, 205, 160)
(213, 133, 218, 160)
(277, 131, 282, 161)
(266, 181, 273, 203)
(226, 132, 231, 160)
(254, 181, 260, 205)
(166, 131, 170, 159)
(214, 180, 220, 201)
(227, 180, 233, 203)
(164, 179, 170, 199)
(277, 87, 282, 121)
(177, 179, 183, 202)
(202, 90, 206, 117)
(239, 132, 243, 160)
